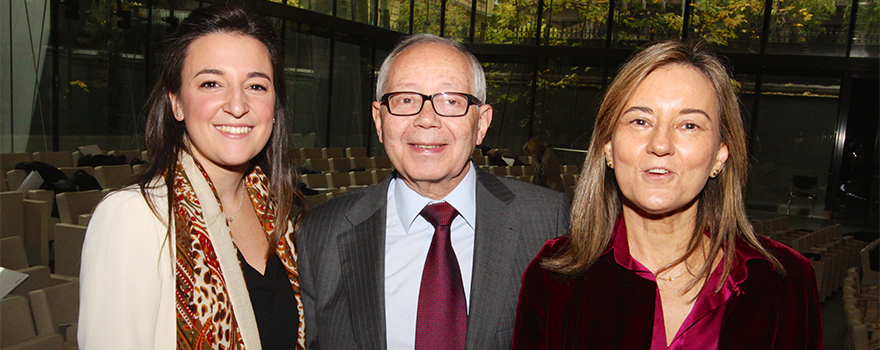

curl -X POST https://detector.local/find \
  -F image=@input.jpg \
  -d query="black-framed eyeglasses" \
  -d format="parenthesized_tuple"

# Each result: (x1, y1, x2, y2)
(380, 92, 483, 117)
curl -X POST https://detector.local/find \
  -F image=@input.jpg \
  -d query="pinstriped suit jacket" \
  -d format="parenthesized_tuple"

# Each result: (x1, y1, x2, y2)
(297, 169, 570, 350)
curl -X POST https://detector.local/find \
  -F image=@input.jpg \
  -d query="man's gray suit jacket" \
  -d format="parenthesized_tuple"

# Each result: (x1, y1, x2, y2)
(297, 168, 571, 350)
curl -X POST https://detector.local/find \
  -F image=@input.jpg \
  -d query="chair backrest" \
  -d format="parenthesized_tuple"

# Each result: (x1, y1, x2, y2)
(0, 153, 32, 173)
(471, 148, 483, 158)
(371, 169, 393, 184)
(562, 174, 577, 187)
(9, 265, 54, 298)
(300, 148, 323, 159)
(94, 164, 133, 190)
(472, 155, 487, 166)
(326, 172, 351, 188)
(346, 147, 367, 158)
(54, 224, 87, 277)
(32, 152, 75, 168)
(352, 157, 373, 170)
(322, 147, 344, 159)
(861, 238, 879, 284)
(108, 149, 142, 163)
(23, 199, 52, 266)
(301, 174, 329, 189)
(29, 280, 80, 338)
(522, 165, 535, 176)
(71, 151, 83, 166)
(1, 191, 25, 238)
(0, 295, 38, 346)
(328, 158, 354, 172)
(5, 169, 28, 191)
(302, 133, 317, 148)
(371, 157, 393, 169)
(26, 189, 54, 206)
(0, 169, 6, 191)
(306, 159, 332, 172)
(349, 171, 373, 186)
(0, 236, 30, 269)
(506, 166, 524, 176)
(305, 192, 331, 207)
(132, 163, 148, 175)
(55, 190, 103, 224)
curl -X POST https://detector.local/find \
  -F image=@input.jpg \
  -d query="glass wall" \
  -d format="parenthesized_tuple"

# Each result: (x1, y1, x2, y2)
(748, 76, 841, 213)
(765, 0, 850, 56)
(3, 0, 877, 220)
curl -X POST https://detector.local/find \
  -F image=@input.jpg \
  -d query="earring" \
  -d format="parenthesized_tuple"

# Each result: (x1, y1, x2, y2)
(272, 118, 276, 124)
(711, 169, 720, 178)
(606, 160, 613, 168)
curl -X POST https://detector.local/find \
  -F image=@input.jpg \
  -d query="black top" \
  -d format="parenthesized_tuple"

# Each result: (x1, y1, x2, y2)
(238, 251, 299, 349)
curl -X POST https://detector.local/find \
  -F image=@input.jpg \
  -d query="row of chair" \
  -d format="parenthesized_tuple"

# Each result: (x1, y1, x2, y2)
(299, 147, 367, 160)
(5, 164, 139, 193)
(843, 267, 878, 350)
(753, 216, 789, 237)
(301, 169, 393, 190)
(770, 224, 868, 301)
(1, 281, 79, 349)
(1, 230, 80, 348)
(2, 189, 101, 270)
(304, 157, 393, 173)
(0, 150, 145, 172)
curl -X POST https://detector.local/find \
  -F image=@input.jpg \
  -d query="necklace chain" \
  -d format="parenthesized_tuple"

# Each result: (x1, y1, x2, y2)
(225, 181, 246, 225)
(656, 267, 690, 282)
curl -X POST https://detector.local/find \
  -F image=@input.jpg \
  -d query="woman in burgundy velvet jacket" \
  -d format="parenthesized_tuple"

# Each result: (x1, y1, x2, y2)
(512, 41, 823, 350)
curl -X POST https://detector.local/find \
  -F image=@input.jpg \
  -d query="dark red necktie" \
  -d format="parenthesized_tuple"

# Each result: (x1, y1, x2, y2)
(415, 202, 467, 350)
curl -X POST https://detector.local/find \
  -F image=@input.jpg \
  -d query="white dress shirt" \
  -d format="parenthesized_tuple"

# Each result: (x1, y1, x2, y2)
(384, 165, 477, 350)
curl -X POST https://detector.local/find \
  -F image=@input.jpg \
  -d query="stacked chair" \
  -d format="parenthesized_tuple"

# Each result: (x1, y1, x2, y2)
(843, 267, 878, 350)
(760, 221, 868, 302)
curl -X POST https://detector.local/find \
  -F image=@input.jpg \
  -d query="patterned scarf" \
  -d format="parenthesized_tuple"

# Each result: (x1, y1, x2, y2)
(172, 156, 305, 349)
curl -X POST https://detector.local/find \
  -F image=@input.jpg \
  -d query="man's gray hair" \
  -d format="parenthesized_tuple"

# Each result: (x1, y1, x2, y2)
(375, 33, 487, 103)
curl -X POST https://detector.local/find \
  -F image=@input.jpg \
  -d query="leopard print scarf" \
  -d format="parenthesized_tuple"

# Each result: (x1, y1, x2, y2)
(172, 155, 305, 349)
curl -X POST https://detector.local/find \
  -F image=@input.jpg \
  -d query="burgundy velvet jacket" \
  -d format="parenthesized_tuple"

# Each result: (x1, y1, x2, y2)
(512, 235, 824, 349)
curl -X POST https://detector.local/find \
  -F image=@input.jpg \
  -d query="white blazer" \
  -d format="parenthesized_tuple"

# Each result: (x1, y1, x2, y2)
(78, 184, 175, 349)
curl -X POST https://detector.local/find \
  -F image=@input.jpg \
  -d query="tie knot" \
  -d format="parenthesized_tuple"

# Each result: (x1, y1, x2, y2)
(420, 202, 458, 228)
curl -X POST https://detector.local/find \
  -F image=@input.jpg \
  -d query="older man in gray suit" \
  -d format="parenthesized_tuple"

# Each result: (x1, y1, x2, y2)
(297, 33, 570, 350)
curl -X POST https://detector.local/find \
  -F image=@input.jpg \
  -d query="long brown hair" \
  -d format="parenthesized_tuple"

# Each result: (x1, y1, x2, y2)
(544, 40, 783, 293)
(135, 3, 304, 255)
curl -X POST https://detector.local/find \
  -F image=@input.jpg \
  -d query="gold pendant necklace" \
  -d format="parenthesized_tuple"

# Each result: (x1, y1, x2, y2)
(656, 268, 690, 282)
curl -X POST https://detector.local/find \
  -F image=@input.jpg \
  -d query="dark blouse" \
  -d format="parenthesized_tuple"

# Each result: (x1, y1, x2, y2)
(239, 251, 299, 349)
(512, 221, 824, 350)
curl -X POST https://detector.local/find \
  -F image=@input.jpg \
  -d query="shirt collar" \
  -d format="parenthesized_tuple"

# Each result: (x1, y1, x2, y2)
(607, 216, 772, 285)
(392, 163, 477, 233)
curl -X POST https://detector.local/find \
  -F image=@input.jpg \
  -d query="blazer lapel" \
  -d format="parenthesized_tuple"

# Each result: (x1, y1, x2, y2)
(337, 179, 391, 350)
(466, 170, 517, 348)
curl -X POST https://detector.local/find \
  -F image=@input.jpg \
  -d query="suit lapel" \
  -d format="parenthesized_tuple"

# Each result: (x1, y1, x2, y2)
(337, 179, 391, 350)
(466, 170, 517, 348)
